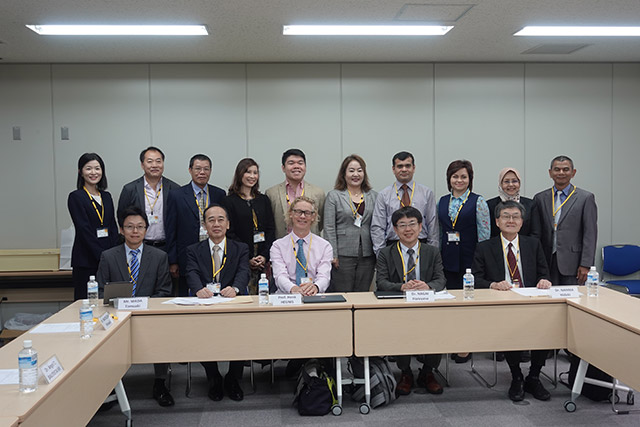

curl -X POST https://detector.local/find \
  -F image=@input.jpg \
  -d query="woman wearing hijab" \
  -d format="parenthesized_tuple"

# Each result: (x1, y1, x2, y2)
(486, 167, 538, 238)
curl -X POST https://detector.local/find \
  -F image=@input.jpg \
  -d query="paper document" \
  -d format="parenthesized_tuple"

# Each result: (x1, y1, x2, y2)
(510, 288, 551, 297)
(162, 296, 236, 306)
(0, 369, 19, 385)
(31, 322, 80, 334)
(434, 290, 456, 300)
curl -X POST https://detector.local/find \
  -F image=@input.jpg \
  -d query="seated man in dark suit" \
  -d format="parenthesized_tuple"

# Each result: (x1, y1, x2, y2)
(472, 200, 552, 402)
(96, 206, 174, 407)
(185, 204, 249, 402)
(376, 206, 446, 396)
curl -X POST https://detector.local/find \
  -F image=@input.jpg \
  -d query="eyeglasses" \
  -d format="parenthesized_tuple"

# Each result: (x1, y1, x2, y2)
(292, 209, 315, 217)
(123, 225, 147, 231)
(499, 214, 522, 221)
(502, 179, 520, 185)
(192, 167, 211, 173)
(395, 221, 419, 230)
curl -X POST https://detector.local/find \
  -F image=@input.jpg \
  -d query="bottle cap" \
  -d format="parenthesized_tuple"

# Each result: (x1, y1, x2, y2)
(82, 299, 90, 305)
(23, 340, 32, 348)
(260, 273, 267, 279)
(590, 266, 596, 270)
(466, 268, 472, 273)
(89, 275, 96, 281)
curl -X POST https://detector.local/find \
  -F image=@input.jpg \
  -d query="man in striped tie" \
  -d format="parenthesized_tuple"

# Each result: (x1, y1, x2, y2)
(96, 205, 174, 407)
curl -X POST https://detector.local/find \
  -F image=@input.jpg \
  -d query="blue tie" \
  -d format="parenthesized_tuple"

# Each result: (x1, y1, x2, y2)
(130, 249, 140, 296)
(295, 238, 307, 285)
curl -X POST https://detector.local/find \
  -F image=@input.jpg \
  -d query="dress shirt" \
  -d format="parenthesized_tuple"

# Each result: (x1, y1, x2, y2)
(399, 241, 421, 282)
(500, 234, 523, 286)
(286, 181, 304, 205)
(143, 177, 164, 241)
(270, 231, 332, 294)
(125, 243, 144, 270)
(552, 184, 573, 222)
(444, 189, 491, 242)
(370, 180, 438, 254)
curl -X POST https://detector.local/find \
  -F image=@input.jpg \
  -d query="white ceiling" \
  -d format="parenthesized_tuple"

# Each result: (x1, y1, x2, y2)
(1, 0, 640, 63)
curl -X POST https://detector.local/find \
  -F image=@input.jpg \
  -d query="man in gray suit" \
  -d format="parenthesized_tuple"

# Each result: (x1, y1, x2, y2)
(96, 206, 174, 407)
(117, 146, 180, 251)
(532, 155, 598, 285)
(376, 206, 446, 396)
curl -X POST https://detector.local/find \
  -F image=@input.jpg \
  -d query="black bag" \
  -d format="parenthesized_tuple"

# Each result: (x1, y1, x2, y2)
(562, 353, 614, 402)
(349, 356, 397, 408)
(293, 359, 337, 416)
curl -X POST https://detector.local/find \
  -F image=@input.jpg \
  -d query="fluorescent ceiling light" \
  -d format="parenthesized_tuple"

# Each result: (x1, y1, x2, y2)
(283, 25, 453, 36)
(514, 26, 640, 37)
(25, 25, 209, 36)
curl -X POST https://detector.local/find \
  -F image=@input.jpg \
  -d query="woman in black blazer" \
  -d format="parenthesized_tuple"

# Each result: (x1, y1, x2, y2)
(486, 167, 538, 238)
(67, 153, 118, 300)
(225, 158, 276, 294)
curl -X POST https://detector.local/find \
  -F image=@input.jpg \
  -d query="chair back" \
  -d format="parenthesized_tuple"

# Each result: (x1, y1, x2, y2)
(602, 245, 640, 276)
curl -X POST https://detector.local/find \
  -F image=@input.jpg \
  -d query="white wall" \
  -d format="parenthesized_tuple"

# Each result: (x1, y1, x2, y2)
(1, 63, 639, 271)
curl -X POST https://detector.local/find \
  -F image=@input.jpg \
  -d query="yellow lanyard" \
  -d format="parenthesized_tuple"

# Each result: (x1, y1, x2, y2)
(346, 189, 364, 218)
(83, 186, 104, 226)
(239, 194, 259, 230)
(144, 182, 162, 215)
(551, 186, 576, 219)
(194, 189, 209, 218)
(285, 185, 305, 206)
(291, 234, 312, 275)
(126, 265, 137, 285)
(397, 242, 420, 282)
(394, 182, 415, 207)
(451, 191, 470, 229)
(501, 237, 520, 283)
(210, 241, 227, 281)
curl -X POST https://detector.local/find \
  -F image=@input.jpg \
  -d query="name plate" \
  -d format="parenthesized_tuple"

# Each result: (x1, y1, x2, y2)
(269, 294, 303, 306)
(98, 311, 114, 330)
(40, 355, 64, 384)
(550, 286, 581, 299)
(115, 297, 149, 310)
(405, 290, 435, 303)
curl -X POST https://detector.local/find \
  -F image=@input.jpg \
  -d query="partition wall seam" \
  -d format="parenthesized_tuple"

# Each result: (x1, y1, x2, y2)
(147, 64, 153, 146)
(610, 63, 614, 244)
(432, 63, 437, 187)
(523, 63, 527, 194)
(339, 64, 344, 159)
(245, 64, 250, 157)
(50, 64, 60, 247)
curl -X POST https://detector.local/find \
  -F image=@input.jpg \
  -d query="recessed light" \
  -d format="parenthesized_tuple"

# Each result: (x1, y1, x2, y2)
(514, 26, 640, 37)
(283, 25, 453, 36)
(25, 25, 209, 36)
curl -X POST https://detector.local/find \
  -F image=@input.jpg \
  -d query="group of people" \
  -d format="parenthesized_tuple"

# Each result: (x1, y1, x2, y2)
(68, 147, 598, 407)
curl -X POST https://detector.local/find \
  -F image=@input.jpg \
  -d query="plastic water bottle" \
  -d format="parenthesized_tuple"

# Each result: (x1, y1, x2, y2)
(463, 268, 475, 300)
(586, 266, 599, 298)
(80, 299, 93, 339)
(258, 273, 269, 305)
(18, 339, 38, 393)
(87, 275, 99, 308)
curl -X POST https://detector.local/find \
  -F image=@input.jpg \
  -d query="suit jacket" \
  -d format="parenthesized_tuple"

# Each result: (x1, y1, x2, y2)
(185, 238, 250, 295)
(165, 183, 226, 273)
(486, 196, 538, 238)
(96, 244, 172, 297)
(323, 189, 378, 258)
(117, 175, 180, 223)
(265, 181, 325, 239)
(376, 242, 446, 292)
(67, 189, 119, 269)
(472, 235, 549, 288)
(531, 185, 598, 276)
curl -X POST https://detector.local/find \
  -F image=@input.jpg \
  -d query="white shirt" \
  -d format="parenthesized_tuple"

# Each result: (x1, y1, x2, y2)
(399, 241, 420, 282)
(500, 234, 523, 286)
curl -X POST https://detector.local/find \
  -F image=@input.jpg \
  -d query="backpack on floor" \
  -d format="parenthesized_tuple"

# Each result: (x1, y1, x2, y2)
(349, 356, 397, 408)
(293, 359, 337, 416)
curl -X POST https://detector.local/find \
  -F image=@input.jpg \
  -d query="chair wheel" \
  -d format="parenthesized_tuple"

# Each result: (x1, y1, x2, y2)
(359, 403, 370, 414)
(564, 400, 576, 412)
(608, 392, 620, 404)
(627, 392, 634, 405)
(331, 404, 342, 416)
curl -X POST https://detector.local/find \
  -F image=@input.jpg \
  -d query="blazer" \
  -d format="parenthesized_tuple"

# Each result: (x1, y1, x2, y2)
(486, 196, 538, 238)
(117, 175, 180, 223)
(472, 235, 550, 288)
(376, 242, 446, 292)
(185, 238, 250, 295)
(96, 244, 172, 297)
(67, 189, 119, 269)
(323, 189, 378, 258)
(165, 183, 226, 273)
(531, 185, 598, 276)
(225, 193, 276, 260)
(265, 180, 325, 239)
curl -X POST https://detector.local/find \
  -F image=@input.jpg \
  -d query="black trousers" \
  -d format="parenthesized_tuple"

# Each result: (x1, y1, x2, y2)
(201, 361, 244, 384)
(72, 266, 97, 300)
(504, 349, 547, 379)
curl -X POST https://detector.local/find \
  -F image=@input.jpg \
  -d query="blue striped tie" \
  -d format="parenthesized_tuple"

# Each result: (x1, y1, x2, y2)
(130, 249, 140, 296)
(295, 239, 307, 285)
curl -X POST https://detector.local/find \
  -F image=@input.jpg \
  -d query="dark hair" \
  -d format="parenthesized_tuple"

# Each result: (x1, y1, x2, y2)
(281, 148, 306, 166)
(118, 205, 149, 229)
(495, 201, 526, 219)
(189, 154, 212, 169)
(391, 206, 423, 227)
(446, 159, 474, 192)
(550, 155, 574, 170)
(76, 152, 108, 190)
(202, 203, 229, 221)
(229, 158, 260, 197)
(139, 146, 165, 163)
(392, 151, 414, 166)
(334, 154, 372, 192)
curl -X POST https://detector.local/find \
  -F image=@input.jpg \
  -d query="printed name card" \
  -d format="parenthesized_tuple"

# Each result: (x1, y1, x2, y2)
(98, 311, 114, 330)
(115, 297, 149, 310)
(405, 290, 435, 303)
(550, 286, 581, 299)
(40, 355, 64, 384)
(269, 294, 303, 306)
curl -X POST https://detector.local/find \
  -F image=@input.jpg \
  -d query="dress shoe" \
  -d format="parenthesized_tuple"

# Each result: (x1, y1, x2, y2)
(508, 377, 525, 402)
(417, 369, 443, 395)
(521, 351, 531, 363)
(396, 372, 414, 396)
(224, 374, 244, 401)
(208, 380, 224, 401)
(452, 353, 472, 364)
(524, 376, 551, 401)
(152, 380, 175, 407)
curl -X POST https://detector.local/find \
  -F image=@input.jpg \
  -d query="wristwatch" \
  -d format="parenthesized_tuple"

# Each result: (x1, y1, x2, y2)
(232, 286, 240, 295)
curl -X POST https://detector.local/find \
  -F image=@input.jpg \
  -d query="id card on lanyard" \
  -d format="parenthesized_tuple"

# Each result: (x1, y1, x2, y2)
(83, 186, 108, 238)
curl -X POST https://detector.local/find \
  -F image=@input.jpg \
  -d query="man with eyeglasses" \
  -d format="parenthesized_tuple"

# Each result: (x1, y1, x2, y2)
(96, 205, 174, 407)
(165, 154, 226, 296)
(376, 206, 446, 396)
(371, 151, 438, 256)
(472, 200, 552, 402)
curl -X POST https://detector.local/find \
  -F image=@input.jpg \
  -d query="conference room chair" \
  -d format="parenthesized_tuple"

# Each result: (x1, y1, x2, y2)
(602, 244, 640, 296)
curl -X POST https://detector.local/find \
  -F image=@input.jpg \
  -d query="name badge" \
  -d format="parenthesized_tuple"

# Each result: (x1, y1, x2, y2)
(269, 294, 303, 306)
(98, 311, 114, 330)
(115, 297, 149, 310)
(405, 290, 435, 303)
(40, 355, 64, 384)
(550, 286, 581, 299)
(253, 231, 266, 243)
(353, 213, 362, 228)
(206, 283, 221, 295)
(96, 228, 109, 238)
(447, 231, 460, 242)
(148, 215, 160, 225)
(300, 277, 313, 285)
(199, 226, 208, 241)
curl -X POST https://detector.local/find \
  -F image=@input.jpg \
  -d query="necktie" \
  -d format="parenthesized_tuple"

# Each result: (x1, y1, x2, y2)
(401, 184, 411, 207)
(553, 190, 562, 254)
(406, 248, 416, 281)
(295, 238, 307, 285)
(199, 191, 205, 221)
(130, 249, 140, 296)
(507, 243, 522, 287)
(213, 245, 222, 282)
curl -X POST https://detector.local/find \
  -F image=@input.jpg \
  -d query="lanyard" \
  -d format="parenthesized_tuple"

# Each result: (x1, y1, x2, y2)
(291, 234, 312, 275)
(451, 191, 470, 229)
(239, 194, 260, 230)
(501, 237, 520, 282)
(551, 185, 576, 219)
(397, 242, 420, 282)
(394, 182, 415, 207)
(285, 185, 305, 205)
(346, 189, 364, 218)
(127, 264, 137, 285)
(144, 182, 162, 215)
(83, 186, 104, 226)
(210, 241, 227, 281)
(194, 189, 209, 218)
